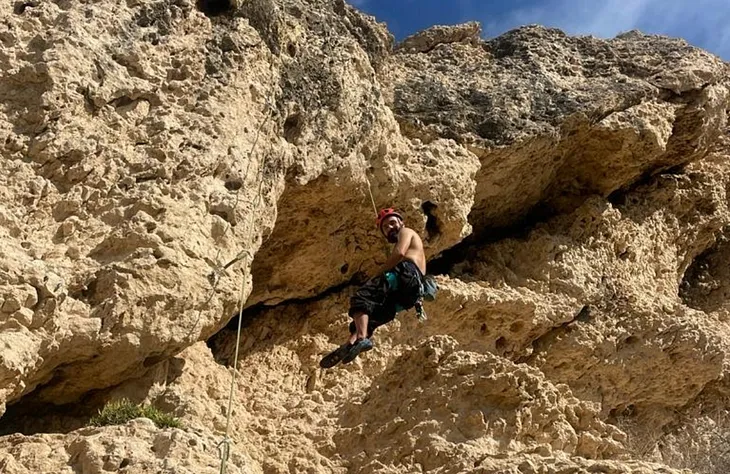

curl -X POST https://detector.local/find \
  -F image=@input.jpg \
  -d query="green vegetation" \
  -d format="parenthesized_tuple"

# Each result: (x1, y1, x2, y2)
(89, 399, 182, 429)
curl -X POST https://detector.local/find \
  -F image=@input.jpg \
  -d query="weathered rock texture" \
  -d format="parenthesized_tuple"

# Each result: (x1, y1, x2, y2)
(386, 25, 728, 234)
(1, 0, 730, 473)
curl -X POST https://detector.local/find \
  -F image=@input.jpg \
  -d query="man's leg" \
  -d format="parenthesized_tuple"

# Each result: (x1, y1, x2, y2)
(343, 312, 379, 364)
(320, 314, 374, 369)
(325, 277, 382, 366)
(348, 320, 377, 341)
(352, 312, 369, 341)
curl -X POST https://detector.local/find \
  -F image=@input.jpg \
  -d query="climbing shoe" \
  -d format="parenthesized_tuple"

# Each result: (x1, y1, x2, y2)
(319, 343, 352, 369)
(342, 338, 373, 364)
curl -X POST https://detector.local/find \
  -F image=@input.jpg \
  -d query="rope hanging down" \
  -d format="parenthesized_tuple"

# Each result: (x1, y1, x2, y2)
(218, 155, 376, 473)
(217, 271, 247, 474)
(364, 172, 379, 218)
(185, 99, 275, 343)
(216, 106, 275, 473)
(170, 96, 274, 472)
(217, 146, 271, 474)
(215, 114, 374, 473)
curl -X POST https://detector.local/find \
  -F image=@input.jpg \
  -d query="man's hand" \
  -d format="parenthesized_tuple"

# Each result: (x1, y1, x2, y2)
(377, 228, 414, 275)
(352, 271, 369, 285)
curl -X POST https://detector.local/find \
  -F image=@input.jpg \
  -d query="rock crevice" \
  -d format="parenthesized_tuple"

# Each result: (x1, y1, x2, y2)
(1, 2, 730, 473)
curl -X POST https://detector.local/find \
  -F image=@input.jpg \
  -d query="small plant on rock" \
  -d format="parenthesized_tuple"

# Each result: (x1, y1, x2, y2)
(89, 399, 182, 429)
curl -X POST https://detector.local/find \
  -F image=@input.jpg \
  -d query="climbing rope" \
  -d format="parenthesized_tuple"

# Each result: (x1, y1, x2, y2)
(214, 115, 277, 474)
(210, 115, 381, 474)
(217, 271, 247, 474)
(185, 98, 275, 343)
(364, 171, 379, 218)
(217, 144, 271, 474)
(169, 94, 275, 473)
(217, 153, 378, 474)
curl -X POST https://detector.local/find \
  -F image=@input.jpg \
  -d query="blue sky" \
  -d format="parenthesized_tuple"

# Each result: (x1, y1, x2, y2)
(350, 0, 730, 60)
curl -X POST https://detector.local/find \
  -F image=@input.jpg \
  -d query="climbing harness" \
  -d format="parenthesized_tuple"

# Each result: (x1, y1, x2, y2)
(363, 174, 436, 322)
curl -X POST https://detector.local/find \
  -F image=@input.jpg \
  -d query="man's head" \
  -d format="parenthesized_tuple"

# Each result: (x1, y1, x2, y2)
(376, 208, 403, 243)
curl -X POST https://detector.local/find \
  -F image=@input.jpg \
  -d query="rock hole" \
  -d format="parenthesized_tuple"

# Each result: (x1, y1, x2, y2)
(119, 459, 131, 469)
(621, 404, 636, 417)
(81, 278, 97, 301)
(340, 263, 349, 274)
(624, 335, 639, 345)
(13, 1, 36, 15)
(111, 96, 135, 109)
(480, 323, 487, 333)
(0, 393, 103, 436)
(207, 305, 264, 366)
(283, 113, 302, 144)
(574, 305, 591, 323)
(210, 209, 235, 226)
(197, 0, 233, 17)
(287, 43, 297, 57)
(495, 336, 507, 352)
(680, 229, 729, 313)
(224, 179, 242, 191)
(143, 354, 166, 368)
(287, 5, 303, 18)
(135, 175, 157, 184)
(421, 201, 441, 241)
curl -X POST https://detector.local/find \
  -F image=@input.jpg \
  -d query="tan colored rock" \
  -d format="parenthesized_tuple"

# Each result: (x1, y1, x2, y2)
(0, 0, 278, 411)
(0, 341, 685, 474)
(0, 419, 260, 474)
(0, 0, 475, 412)
(332, 335, 624, 472)
(453, 151, 730, 419)
(384, 25, 728, 233)
(395, 21, 482, 54)
(0, 1, 729, 473)
(249, 136, 479, 305)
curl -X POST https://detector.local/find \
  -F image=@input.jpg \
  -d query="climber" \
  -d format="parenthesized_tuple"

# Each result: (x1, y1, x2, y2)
(320, 208, 428, 368)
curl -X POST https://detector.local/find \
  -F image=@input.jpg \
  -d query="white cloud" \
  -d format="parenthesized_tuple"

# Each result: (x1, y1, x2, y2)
(478, 0, 730, 58)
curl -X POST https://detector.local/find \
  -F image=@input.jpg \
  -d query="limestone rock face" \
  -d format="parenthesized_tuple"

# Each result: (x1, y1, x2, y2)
(459, 152, 730, 416)
(1, 0, 730, 473)
(0, 0, 475, 412)
(384, 26, 728, 233)
(395, 21, 482, 54)
(0, 418, 260, 474)
(0, 0, 282, 411)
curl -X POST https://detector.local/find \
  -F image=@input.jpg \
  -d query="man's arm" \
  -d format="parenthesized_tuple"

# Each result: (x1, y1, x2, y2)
(376, 228, 413, 276)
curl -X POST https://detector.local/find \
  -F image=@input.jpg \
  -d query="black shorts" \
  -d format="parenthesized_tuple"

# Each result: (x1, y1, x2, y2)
(348, 260, 423, 333)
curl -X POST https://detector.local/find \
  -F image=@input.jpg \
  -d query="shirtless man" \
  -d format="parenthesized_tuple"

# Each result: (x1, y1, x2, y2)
(320, 208, 427, 368)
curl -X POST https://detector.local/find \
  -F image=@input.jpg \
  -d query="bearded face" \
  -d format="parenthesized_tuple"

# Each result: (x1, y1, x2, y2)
(381, 215, 403, 243)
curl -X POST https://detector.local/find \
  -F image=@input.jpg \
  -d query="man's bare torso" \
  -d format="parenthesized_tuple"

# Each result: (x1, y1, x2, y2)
(399, 227, 426, 275)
